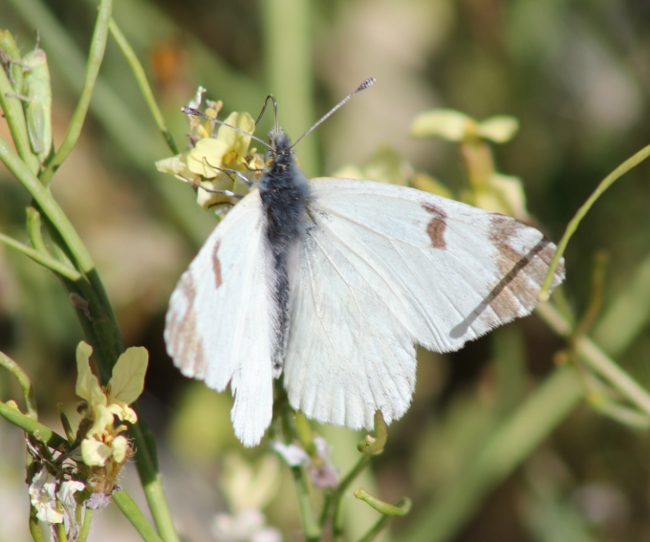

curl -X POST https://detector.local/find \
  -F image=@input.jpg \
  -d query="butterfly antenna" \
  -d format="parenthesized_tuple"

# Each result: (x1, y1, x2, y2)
(255, 95, 279, 136)
(290, 77, 376, 150)
(181, 106, 273, 150)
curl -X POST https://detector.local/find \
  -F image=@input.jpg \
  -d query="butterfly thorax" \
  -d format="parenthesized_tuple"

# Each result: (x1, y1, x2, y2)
(259, 130, 310, 250)
(259, 129, 311, 373)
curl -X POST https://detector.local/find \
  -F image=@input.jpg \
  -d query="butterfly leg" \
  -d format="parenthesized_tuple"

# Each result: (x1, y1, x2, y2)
(203, 160, 255, 187)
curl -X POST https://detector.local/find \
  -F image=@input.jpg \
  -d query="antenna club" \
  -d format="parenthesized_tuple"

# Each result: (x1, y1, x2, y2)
(357, 78, 376, 92)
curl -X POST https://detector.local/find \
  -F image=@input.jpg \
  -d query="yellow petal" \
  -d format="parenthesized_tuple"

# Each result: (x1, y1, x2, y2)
(476, 116, 519, 143)
(155, 154, 189, 176)
(87, 403, 114, 438)
(187, 138, 229, 178)
(112, 435, 129, 463)
(156, 154, 202, 185)
(81, 438, 112, 467)
(109, 346, 148, 405)
(75, 342, 105, 408)
(218, 112, 255, 158)
(107, 402, 138, 424)
(410, 109, 473, 141)
(196, 174, 237, 209)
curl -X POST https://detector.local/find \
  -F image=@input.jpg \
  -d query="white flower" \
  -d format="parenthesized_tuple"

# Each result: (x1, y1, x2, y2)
(271, 442, 309, 467)
(272, 437, 338, 489)
(57, 480, 85, 540)
(311, 437, 338, 488)
(28, 466, 86, 538)
(29, 467, 62, 524)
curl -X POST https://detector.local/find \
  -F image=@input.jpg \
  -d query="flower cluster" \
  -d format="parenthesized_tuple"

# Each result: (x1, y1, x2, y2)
(156, 87, 263, 212)
(75, 341, 147, 492)
(27, 342, 148, 539)
(29, 465, 85, 539)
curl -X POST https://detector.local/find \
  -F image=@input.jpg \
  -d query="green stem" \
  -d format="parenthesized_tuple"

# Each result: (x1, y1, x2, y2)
(77, 508, 93, 542)
(295, 465, 321, 542)
(0, 400, 67, 449)
(281, 407, 321, 541)
(354, 490, 411, 517)
(29, 511, 46, 542)
(9, 0, 219, 248)
(25, 207, 48, 253)
(0, 351, 38, 418)
(39, 0, 114, 186)
(6, 3, 179, 539)
(0, 135, 123, 375)
(120, 403, 178, 542)
(539, 142, 650, 300)
(113, 491, 165, 542)
(589, 397, 650, 429)
(536, 302, 650, 417)
(0, 136, 94, 272)
(592, 250, 650, 357)
(332, 454, 372, 540)
(0, 135, 122, 366)
(108, 19, 179, 155)
(575, 335, 650, 416)
(1, 125, 177, 542)
(358, 412, 388, 454)
(356, 515, 393, 542)
(0, 233, 82, 282)
(56, 520, 68, 542)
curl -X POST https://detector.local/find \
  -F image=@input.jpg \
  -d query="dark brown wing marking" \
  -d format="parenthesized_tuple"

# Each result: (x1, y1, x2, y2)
(450, 214, 563, 338)
(166, 273, 206, 376)
(422, 202, 447, 249)
(212, 239, 222, 290)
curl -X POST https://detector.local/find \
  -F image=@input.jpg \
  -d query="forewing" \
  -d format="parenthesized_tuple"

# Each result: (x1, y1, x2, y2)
(284, 179, 564, 430)
(165, 190, 276, 446)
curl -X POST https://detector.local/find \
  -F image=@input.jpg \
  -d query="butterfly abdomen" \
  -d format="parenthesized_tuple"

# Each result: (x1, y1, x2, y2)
(259, 131, 311, 373)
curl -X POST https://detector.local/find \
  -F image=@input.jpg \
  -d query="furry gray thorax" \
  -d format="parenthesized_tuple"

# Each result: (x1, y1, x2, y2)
(258, 129, 311, 372)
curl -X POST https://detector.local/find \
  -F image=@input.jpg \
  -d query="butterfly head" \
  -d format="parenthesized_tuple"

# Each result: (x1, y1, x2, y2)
(268, 128, 291, 151)
(266, 128, 294, 166)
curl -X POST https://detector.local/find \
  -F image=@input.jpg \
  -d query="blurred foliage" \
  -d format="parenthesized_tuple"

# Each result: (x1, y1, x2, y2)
(1, 0, 650, 541)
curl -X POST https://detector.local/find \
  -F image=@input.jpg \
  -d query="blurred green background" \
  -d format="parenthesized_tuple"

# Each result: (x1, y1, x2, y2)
(1, 0, 650, 541)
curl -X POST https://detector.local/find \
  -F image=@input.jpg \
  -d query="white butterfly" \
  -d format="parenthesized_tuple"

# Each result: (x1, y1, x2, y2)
(165, 80, 565, 447)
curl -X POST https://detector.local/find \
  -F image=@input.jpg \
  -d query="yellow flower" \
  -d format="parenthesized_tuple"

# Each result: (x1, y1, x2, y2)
(76, 342, 146, 426)
(80, 438, 113, 467)
(155, 102, 258, 210)
(186, 112, 255, 178)
(75, 342, 147, 467)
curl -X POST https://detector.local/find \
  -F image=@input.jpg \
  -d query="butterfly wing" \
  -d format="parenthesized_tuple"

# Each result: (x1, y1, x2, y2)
(283, 179, 564, 430)
(165, 190, 276, 446)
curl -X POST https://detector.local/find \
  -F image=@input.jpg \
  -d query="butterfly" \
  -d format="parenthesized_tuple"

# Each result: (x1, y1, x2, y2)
(165, 79, 565, 447)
